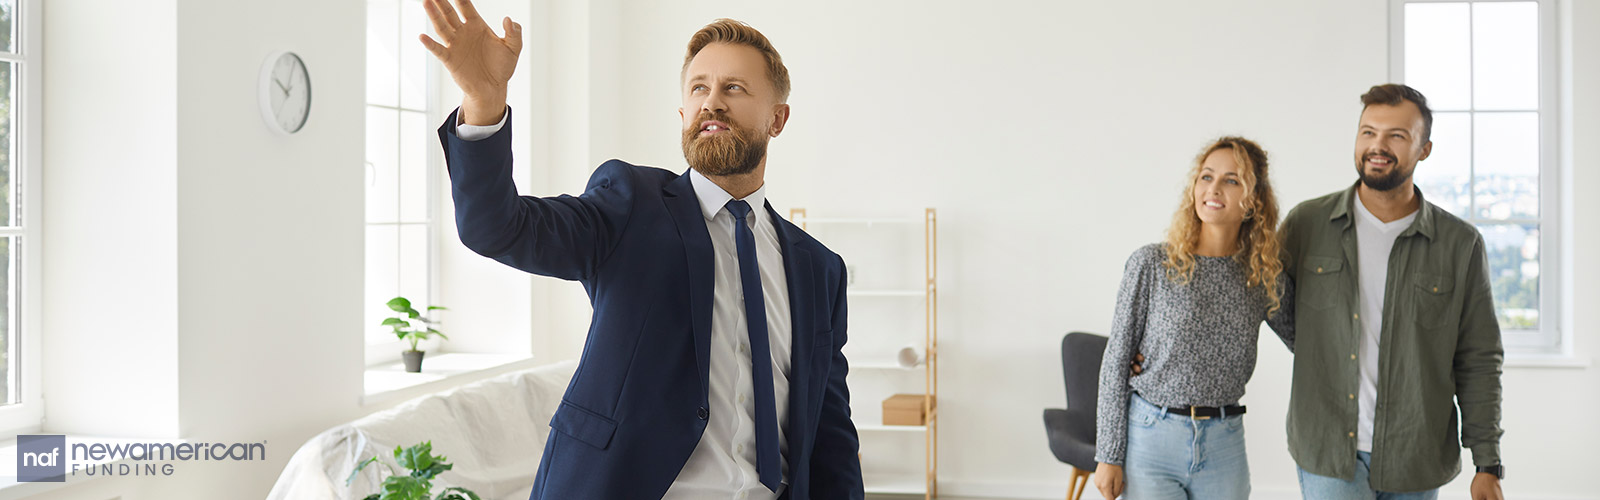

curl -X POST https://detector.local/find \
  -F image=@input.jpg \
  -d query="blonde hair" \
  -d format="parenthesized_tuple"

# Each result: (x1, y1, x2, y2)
(681, 19, 791, 102)
(1163, 136, 1285, 314)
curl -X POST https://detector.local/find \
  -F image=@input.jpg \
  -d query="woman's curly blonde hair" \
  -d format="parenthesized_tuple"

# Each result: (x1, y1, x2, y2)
(1163, 136, 1284, 314)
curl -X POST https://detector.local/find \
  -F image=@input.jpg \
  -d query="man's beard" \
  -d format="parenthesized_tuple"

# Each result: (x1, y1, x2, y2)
(1355, 151, 1412, 192)
(682, 112, 768, 176)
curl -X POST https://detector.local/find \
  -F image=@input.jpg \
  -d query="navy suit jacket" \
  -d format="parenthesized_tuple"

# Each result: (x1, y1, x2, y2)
(438, 109, 863, 500)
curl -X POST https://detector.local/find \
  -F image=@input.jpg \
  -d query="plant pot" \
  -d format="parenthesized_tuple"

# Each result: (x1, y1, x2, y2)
(402, 350, 426, 373)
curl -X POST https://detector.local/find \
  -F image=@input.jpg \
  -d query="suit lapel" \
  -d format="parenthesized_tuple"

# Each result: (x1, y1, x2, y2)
(664, 171, 716, 399)
(767, 202, 818, 454)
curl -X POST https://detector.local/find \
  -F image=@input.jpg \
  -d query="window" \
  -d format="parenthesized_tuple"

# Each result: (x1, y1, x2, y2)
(0, 0, 40, 431)
(1391, 0, 1560, 353)
(366, 0, 439, 364)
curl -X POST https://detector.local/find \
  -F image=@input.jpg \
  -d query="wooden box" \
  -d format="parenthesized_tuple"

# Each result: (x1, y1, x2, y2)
(882, 393, 935, 426)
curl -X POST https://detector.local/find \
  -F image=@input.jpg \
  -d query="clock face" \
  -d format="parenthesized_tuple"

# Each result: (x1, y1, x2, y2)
(260, 52, 311, 134)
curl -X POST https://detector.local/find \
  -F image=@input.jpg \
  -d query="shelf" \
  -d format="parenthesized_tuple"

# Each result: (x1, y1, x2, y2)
(862, 473, 930, 495)
(792, 207, 937, 495)
(846, 289, 926, 297)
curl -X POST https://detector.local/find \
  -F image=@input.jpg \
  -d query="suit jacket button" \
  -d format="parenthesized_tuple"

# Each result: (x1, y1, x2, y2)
(698, 407, 709, 420)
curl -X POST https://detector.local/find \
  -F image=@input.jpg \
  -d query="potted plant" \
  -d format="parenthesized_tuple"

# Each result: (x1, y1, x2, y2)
(382, 296, 448, 373)
(346, 441, 481, 500)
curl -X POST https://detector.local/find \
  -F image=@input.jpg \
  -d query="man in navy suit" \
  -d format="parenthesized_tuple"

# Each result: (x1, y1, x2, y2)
(419, 1, 863, 498)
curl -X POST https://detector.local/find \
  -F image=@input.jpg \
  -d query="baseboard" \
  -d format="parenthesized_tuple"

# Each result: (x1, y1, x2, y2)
(923, 480, 1300, 500)
(912, 480, 1587, 500)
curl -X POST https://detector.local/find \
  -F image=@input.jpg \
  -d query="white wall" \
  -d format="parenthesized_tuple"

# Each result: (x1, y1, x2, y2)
(41, 0, 182, 439)
(40, 0, 459, 499)
(534, 1, 1600, 498)
(166, 0, 369, 495)
(26, 0, 1599, 499)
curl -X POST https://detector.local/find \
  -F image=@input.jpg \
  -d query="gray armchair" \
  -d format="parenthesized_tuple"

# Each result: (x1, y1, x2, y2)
(1042, 332, 1107, 500)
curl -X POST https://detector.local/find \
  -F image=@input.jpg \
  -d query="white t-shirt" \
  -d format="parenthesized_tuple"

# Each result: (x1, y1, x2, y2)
(1352, 193, 1417, 453)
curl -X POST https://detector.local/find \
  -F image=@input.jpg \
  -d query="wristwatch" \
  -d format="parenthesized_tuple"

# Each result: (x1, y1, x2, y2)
(1477, 464, 1505, 480)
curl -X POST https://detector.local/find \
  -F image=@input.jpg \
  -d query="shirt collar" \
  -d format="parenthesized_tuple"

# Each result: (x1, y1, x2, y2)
(1332, 181, 1437, 240)
(688, 168, 768, 222)
(1352, 189, 1418, 230)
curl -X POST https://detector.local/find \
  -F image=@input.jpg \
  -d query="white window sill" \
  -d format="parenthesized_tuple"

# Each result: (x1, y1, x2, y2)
(1504, 354, 1591, 369)
(0, 436, 187, 500)
(362, 352, 538, 407)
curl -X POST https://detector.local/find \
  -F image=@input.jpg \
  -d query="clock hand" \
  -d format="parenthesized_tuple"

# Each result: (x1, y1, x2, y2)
(273, 78, 290, 95)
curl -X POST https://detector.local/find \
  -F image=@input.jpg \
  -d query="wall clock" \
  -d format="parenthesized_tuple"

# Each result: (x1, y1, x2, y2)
(259, 51, 311, 134)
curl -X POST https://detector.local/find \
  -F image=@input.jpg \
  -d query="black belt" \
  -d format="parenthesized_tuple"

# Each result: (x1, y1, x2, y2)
(1163, 404, 1246, 420)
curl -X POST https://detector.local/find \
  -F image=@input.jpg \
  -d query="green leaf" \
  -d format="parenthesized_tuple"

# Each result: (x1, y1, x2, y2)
(435, 487, 482, 500)
(396, 441, 427, 469)
(413, 461, 453, 480)
(407, 308, 421, 319)
(426, 306, 449, 311)
(381, 475, 430, 499)
(381, 318, 408, 327)
(346, 456, 381, 486)
(386, 297, 413, 312)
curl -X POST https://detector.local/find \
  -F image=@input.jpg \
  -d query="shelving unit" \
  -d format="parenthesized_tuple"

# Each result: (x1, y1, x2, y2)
(790, 208, 939, 499)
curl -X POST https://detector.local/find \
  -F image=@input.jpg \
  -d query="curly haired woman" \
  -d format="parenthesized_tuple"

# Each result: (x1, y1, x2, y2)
(1093, 137, 1295, 499)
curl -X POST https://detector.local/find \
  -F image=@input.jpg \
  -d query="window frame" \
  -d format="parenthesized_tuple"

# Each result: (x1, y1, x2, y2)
(364, 0, 443, 367)
(0, 0, 44, 434)
(1388, 0, 1563, 354)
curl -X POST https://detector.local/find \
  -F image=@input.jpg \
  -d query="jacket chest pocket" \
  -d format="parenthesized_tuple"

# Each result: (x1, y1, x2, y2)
(1411, 272, 1456, 329)
(1300, 256, 1346, 310)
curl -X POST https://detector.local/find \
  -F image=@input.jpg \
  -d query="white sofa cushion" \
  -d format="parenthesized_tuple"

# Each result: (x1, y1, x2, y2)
(266, 360, 577, 500)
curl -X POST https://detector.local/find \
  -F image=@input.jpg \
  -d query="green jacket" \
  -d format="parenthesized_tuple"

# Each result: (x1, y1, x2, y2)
(1281, 183, 1504, 492)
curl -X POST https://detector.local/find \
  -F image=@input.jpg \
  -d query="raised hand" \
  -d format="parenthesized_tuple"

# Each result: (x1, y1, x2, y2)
(419, 0, 522, 125)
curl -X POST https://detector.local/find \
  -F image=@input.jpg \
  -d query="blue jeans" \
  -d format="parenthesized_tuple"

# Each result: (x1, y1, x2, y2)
(1297, 451, 1440, 500)
(1123, 393, 1250, 499)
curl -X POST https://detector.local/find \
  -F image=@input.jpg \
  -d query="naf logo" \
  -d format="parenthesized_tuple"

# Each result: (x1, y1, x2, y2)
(17, 435, 66, 482)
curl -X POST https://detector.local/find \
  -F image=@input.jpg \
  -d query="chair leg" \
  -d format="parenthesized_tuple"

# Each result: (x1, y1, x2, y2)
(1066, 466, 1090, 500)
(1080, 467, 1095, 500)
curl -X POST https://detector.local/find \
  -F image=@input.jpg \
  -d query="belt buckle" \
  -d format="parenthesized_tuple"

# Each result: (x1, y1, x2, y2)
(1190, 407, 1210, 420)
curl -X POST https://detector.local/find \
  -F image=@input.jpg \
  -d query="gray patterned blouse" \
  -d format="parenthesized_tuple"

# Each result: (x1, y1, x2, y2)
(1094, 243, 1295, 465)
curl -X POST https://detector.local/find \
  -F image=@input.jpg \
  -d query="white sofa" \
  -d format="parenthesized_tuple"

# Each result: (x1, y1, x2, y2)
(266, 360, 577, 500)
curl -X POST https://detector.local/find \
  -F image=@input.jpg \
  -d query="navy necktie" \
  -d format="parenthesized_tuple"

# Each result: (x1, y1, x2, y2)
(724, 199, 781, 492)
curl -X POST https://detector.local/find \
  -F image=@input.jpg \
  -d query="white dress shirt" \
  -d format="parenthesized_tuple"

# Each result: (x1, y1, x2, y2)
(457, 112, 793, 498)
(662, 169, 792, 500)
(1352, 192, 1417, 453)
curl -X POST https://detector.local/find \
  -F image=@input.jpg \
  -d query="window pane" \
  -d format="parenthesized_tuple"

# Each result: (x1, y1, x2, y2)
(366, 107, 399, 223)
(1473, 112, 1539, 219)
(366, 224, 433, 345)
(399, 0, 429, 111)
(366, 225, 400, 344)
(399, 111, 429, 223)
(366, 0, 399, 106)
(0, 237, 11, 405)
(0, 0, 13, 53)
(1473, 2, 1539, 110)
(1415, 111, 1470, 217)
(1478, 223, 1539, 330)
(0, 61, 11, 227)
(398, 224, 431, 314)
(1405, 2, 1471, 110)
